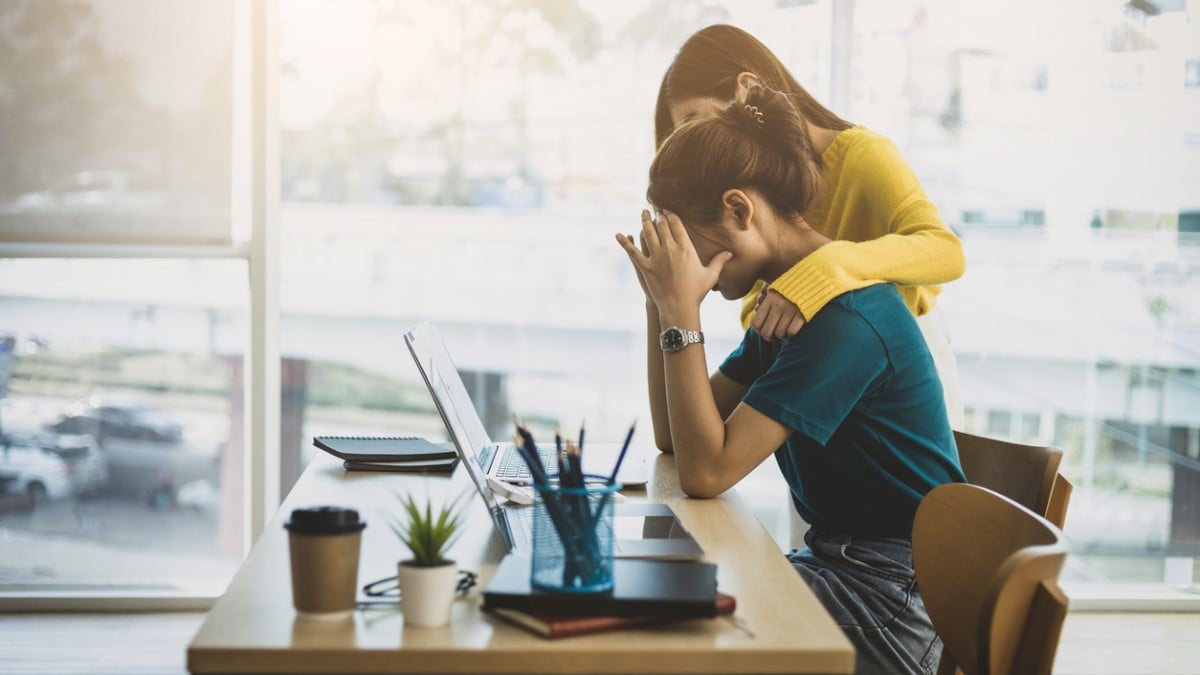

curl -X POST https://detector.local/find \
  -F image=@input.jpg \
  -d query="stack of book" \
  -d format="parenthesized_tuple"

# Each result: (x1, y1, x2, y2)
(482, 554, 737, 639)
(486, 592, 737, 639)
(312, 435, 458, 473)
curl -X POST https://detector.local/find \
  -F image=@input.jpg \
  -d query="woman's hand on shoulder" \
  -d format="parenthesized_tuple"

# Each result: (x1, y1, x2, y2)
(752, 287, 806, 341)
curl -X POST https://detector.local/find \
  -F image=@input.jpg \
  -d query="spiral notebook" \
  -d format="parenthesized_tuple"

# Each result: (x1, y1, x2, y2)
(313, 435, 459, 473)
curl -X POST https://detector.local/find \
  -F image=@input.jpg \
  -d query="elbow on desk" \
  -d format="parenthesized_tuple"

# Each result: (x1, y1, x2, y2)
(654, 431, 674, 454)
(678, 470, 726, 500)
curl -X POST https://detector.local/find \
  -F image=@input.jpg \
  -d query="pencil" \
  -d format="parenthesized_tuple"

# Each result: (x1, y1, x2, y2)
(555, 426, 565, 481)
(565, 441, 582, 488)
(512, 425, 549, 485)
(608, 420, 636, 485)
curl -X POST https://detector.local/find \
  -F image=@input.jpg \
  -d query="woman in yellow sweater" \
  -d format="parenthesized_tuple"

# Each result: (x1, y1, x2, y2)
(655, 24, 966, 428)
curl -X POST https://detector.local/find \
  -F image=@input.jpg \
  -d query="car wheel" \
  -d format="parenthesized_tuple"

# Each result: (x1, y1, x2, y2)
(27, 482, 48, 507)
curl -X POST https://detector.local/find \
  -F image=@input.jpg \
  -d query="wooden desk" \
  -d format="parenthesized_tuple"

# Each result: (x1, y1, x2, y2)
(187, 453, 854, 673)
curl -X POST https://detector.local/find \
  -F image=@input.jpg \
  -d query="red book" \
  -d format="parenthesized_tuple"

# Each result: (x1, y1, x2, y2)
(486, 592, 737, 639)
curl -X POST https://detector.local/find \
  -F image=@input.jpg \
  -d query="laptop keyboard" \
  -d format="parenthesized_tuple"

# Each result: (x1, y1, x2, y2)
(504, 506, 535, 550)
(494, 446, 555, 480)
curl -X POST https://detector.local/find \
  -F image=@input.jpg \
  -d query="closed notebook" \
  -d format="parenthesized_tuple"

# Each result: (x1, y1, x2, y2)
(482, 554, 719, 618)
(312, 435, 456, 463)
(486, 592, 736, 639)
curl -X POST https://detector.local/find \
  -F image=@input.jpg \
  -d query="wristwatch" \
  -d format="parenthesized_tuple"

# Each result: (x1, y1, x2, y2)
(659, 326, 704, 353)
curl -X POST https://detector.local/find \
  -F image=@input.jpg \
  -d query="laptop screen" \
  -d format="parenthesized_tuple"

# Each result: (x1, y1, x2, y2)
(404, 321, 500, 510)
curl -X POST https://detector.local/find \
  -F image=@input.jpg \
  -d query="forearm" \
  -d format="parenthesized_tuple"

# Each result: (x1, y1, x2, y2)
(644, 303, 672, 452)
(768, 226, 964, 320)
(657, 307, 727, 497)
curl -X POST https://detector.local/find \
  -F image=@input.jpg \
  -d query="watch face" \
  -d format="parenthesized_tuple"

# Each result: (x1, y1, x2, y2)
(661, 328, 685, 351)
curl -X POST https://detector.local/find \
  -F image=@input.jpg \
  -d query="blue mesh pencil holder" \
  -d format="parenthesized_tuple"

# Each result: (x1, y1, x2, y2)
(530, 481, 620, 593)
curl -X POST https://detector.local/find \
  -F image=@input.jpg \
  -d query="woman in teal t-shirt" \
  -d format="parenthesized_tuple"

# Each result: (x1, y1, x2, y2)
(615, 84, 964, 675)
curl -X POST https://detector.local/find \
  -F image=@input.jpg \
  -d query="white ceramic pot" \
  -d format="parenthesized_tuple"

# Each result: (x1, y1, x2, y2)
(397, 559, 458, 628)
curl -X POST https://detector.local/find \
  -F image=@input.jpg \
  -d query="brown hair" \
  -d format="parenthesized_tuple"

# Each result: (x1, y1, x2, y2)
(654, 24, 851, 159)
(647, 84, 821, 230)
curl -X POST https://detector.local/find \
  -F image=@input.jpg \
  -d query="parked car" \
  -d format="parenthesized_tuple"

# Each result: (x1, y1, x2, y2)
(0, 440, 74, 505)
(37, 433, 110, 495)
(46, 396, 183, 443)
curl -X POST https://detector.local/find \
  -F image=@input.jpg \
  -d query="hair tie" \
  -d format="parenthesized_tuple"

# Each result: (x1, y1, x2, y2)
(744, 104, 765, 126)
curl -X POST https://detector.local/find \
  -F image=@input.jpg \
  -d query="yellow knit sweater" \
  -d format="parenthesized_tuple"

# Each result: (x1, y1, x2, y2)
(740, 126, 965, 329)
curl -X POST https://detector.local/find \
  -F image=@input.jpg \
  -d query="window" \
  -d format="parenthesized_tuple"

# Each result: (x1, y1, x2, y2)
(0, 0, 262, 606)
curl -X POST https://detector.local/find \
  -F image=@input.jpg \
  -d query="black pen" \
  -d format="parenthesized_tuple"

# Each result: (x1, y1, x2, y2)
(577, 419, 585, 452)
(608, 421, 636, 485)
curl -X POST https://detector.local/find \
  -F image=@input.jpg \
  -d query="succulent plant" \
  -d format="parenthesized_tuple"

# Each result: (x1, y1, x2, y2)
(389, 489, 470, 567)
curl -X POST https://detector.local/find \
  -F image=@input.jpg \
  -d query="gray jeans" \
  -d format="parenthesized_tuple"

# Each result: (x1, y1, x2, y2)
(788, 528, 941, 675)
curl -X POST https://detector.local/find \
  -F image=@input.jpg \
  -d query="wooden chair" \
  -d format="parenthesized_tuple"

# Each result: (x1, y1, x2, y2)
(914, 483, 1070, 675)
(953, 430, 1074, 529)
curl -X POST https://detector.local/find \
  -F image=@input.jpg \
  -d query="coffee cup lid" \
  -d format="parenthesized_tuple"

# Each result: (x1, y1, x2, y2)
(284, 506, 366, 535)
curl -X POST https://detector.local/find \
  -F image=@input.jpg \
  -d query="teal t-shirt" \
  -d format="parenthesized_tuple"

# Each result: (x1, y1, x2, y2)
(719, 284, 964, 537)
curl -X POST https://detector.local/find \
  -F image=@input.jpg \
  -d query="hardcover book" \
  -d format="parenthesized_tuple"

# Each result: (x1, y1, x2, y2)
(486, 592, 736, 639)
(482, 554, 719, 619)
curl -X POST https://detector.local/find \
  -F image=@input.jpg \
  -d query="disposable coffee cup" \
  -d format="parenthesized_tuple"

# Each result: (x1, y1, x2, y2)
(284, 506, 366, 619)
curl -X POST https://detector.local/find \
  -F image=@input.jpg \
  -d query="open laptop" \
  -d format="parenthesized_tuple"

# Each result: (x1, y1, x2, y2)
(404, 320, 704, 560)
(404, 321, 649, 487)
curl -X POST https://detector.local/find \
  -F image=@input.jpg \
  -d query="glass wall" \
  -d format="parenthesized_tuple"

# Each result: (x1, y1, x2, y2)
(276, 0, 1200, 596)
(3, 0, 1196, 601)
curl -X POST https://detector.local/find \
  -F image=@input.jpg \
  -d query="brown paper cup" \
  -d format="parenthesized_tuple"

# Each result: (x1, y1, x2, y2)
(288, 530, 362, 617)
(285, 506, 366, 619)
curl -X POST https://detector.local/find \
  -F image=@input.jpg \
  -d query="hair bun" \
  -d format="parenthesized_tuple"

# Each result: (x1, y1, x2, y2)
(732, 83, 813, 160)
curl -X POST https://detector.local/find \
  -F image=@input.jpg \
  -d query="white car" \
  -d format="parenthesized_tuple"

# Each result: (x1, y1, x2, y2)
(0, 441, 74, 504)
(42, 433, 110, 495)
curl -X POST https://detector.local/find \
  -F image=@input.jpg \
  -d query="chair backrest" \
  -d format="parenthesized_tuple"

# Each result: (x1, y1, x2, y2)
(952, 430, 1072, 528)
(914, 483, 1069, 675)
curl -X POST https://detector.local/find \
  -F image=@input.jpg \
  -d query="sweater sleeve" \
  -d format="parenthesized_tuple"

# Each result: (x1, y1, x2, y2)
(744, 135, 965, 327)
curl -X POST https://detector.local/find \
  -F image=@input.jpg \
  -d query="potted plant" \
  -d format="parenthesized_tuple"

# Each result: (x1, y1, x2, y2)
(389, 489, 470, 627)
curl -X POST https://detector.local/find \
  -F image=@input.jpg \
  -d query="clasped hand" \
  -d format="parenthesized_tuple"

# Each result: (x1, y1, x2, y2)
(615, 210, 730, 317)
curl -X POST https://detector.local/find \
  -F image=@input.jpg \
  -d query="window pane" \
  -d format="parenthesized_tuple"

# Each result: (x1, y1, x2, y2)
(0, 258, 246, 593)
(0, 0, 235, 245)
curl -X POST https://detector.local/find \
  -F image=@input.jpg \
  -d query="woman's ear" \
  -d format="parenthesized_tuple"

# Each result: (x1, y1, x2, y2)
(735, 71, 762, 97)
(722, 189, 755, 230)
